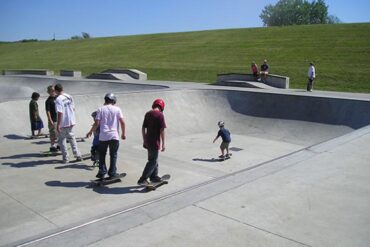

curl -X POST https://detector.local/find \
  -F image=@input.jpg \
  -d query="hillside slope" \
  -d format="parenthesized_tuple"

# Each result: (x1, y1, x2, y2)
(0, 23, 369, 92)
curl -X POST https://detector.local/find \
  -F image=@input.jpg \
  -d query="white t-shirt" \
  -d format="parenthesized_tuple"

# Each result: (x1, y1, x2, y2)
(96, 104, 124, 141)
(308, 65, 316, 79)
(55, 93, 76, 127)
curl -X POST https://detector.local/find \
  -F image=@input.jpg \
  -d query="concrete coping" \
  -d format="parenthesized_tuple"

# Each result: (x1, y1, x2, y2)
(60, 70, 82, 77)
(2, 69, 54, 76)
(217, 73, 289, 89)
(101, 68, 147, 80)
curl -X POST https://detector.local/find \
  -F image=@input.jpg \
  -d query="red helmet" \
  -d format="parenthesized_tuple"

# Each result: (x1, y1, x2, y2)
(152, 98, 165, 111)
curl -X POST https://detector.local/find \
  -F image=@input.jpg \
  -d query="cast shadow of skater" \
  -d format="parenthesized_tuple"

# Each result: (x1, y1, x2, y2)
(90, 185, 147, 194)
(0, 153, 42, 159)
(2, 159, 60, 168)
(3, 134, 26, 140)
(55, 163, 94, 171)
(45, 180, 91, 188)
(192, 157, 225, 163)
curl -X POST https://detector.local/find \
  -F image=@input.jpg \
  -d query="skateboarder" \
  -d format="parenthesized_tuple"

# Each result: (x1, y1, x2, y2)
(87, 111, 100, 163)
(29, 92, 44, 137)
(137, 99, 167, 185)
(55, 83, 82, 164)
(45, 85, 58, 152)
(86, 93, 126, 179)
(213, 121, 231, 158)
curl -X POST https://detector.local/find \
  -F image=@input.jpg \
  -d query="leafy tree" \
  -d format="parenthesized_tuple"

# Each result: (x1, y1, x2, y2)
(82, 32, 91, 39)
(260, 0, 332, 26)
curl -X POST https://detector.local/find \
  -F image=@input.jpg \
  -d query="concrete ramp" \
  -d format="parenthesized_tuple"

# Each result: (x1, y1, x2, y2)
(1, 76, 370, 246)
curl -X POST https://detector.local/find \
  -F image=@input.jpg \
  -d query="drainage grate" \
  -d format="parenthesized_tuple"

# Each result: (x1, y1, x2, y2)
(229, 147, 243, 152)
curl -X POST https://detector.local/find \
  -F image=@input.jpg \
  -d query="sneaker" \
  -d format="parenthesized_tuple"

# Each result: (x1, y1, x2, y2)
(108, 173, 120, 179)
(96, 173, 105, 179)
(76, 156, 83, 161)
(150, 176, 163, 183)
(137, 178, 150, 186)
(49, 146, 58, 152)
(62, 159, 69, 164)
(218, 155, 225, 158)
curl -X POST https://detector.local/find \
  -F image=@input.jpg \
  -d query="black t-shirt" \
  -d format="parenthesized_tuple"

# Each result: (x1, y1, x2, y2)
(45, 96, 57, 122)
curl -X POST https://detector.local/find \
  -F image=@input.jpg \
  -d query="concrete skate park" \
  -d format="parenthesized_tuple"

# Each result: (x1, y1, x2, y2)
(0, 74, 369, 247)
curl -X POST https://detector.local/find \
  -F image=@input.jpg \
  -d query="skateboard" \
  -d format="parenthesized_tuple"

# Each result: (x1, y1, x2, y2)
(91, 172, 127, 186)
(213, 153, 232, 162)
(145, 174, 171, 191)
(67, 137, 85, 143)
(69, 153, 91, 163)
(27, 134, 49, 140)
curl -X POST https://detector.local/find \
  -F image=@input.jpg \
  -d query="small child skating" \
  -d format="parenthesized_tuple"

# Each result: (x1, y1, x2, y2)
(29, 92, 44, 137)
(87, 111, 100, 164)
(213, 121, 231, 158)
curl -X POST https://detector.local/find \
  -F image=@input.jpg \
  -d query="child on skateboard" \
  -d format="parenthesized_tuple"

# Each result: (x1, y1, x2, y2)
(213, 121, 231, 158)
(87, 111, 100, 163)
(45, 85, 58, 152)
(29, 92, 44, 137)
(137, 99, 167, 185)
(86, 93, 126, 179)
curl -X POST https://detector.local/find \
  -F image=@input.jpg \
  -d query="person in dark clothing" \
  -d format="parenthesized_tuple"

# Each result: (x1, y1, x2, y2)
(260, 59, 269, 83)
(29, 92, 44, 136)
(45, 85, 58, 152)
(137, 99, 167, 185)
(213, 121, 231, 158)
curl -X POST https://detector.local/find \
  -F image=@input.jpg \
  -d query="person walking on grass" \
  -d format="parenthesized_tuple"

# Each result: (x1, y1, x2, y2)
(86, 93, 126, 179)
(55, 83, 82, 164)
(213, 121, 231, 158)
(45, 85, 58, 152)
(137, 99, 167, 185)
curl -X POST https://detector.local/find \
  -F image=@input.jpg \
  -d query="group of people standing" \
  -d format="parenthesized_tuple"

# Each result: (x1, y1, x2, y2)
(250, 60, 316, 91)
(29, 84, 167, 185)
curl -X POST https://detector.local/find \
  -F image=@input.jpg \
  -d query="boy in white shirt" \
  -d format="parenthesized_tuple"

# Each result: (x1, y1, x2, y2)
(86, 93, 126, 179)
(307, 62, 316, 92)
(55, 83, 82, 163)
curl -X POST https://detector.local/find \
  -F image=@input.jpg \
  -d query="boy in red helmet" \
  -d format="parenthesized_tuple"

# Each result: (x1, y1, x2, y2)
(138, 99, 167, 185)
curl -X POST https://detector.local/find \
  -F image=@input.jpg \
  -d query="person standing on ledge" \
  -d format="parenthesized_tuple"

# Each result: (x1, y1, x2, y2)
(251, 62, 259, 81)
(260, 59, 269, 83)
(137, 99, 167, 185)
(55, 83, 82, 164)
(307, 62, 316, 92)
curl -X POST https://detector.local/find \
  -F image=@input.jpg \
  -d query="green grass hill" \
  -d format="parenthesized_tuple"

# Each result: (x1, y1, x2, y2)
(0, 23, 369, 92)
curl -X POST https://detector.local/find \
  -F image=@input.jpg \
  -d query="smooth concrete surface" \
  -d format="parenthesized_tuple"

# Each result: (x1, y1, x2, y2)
(0, 75, 369, 247)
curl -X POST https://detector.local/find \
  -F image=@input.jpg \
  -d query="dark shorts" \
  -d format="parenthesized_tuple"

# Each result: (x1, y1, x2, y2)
(31, 120, 44, 131)
(220, 141, 230, 150)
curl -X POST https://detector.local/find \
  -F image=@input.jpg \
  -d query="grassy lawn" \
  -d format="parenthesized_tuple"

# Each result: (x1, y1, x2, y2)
(0, 23, 369, 92)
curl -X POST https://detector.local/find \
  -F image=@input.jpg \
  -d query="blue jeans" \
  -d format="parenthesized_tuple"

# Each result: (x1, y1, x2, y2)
(140, 149, 159, 180)
(98, 139, 119, 177)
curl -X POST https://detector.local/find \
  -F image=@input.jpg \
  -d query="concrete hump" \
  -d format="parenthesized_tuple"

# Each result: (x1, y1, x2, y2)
(101, 68, 147, 80)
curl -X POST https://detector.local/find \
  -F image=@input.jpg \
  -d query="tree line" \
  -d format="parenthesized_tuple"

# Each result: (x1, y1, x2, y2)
(260, 0, 341, 26)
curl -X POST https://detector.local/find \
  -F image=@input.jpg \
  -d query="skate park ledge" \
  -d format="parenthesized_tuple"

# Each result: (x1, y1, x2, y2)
(217, 73, 290, 89)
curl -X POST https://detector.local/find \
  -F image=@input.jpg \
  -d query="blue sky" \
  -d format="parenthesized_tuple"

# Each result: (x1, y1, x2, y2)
(0, 0, 369, 41)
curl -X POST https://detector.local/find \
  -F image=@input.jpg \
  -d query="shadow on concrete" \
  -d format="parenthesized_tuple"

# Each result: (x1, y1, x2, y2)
(45, 180, 91, 188)
(55, 163, 95, 171)
(31, 140, 50, 145)
(3, 134, 26, 140)
(192, 157, 227, 162)
(0, 153, 42, 159)
(91, 185, 148, 194)
(2, 159, 60, 168)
